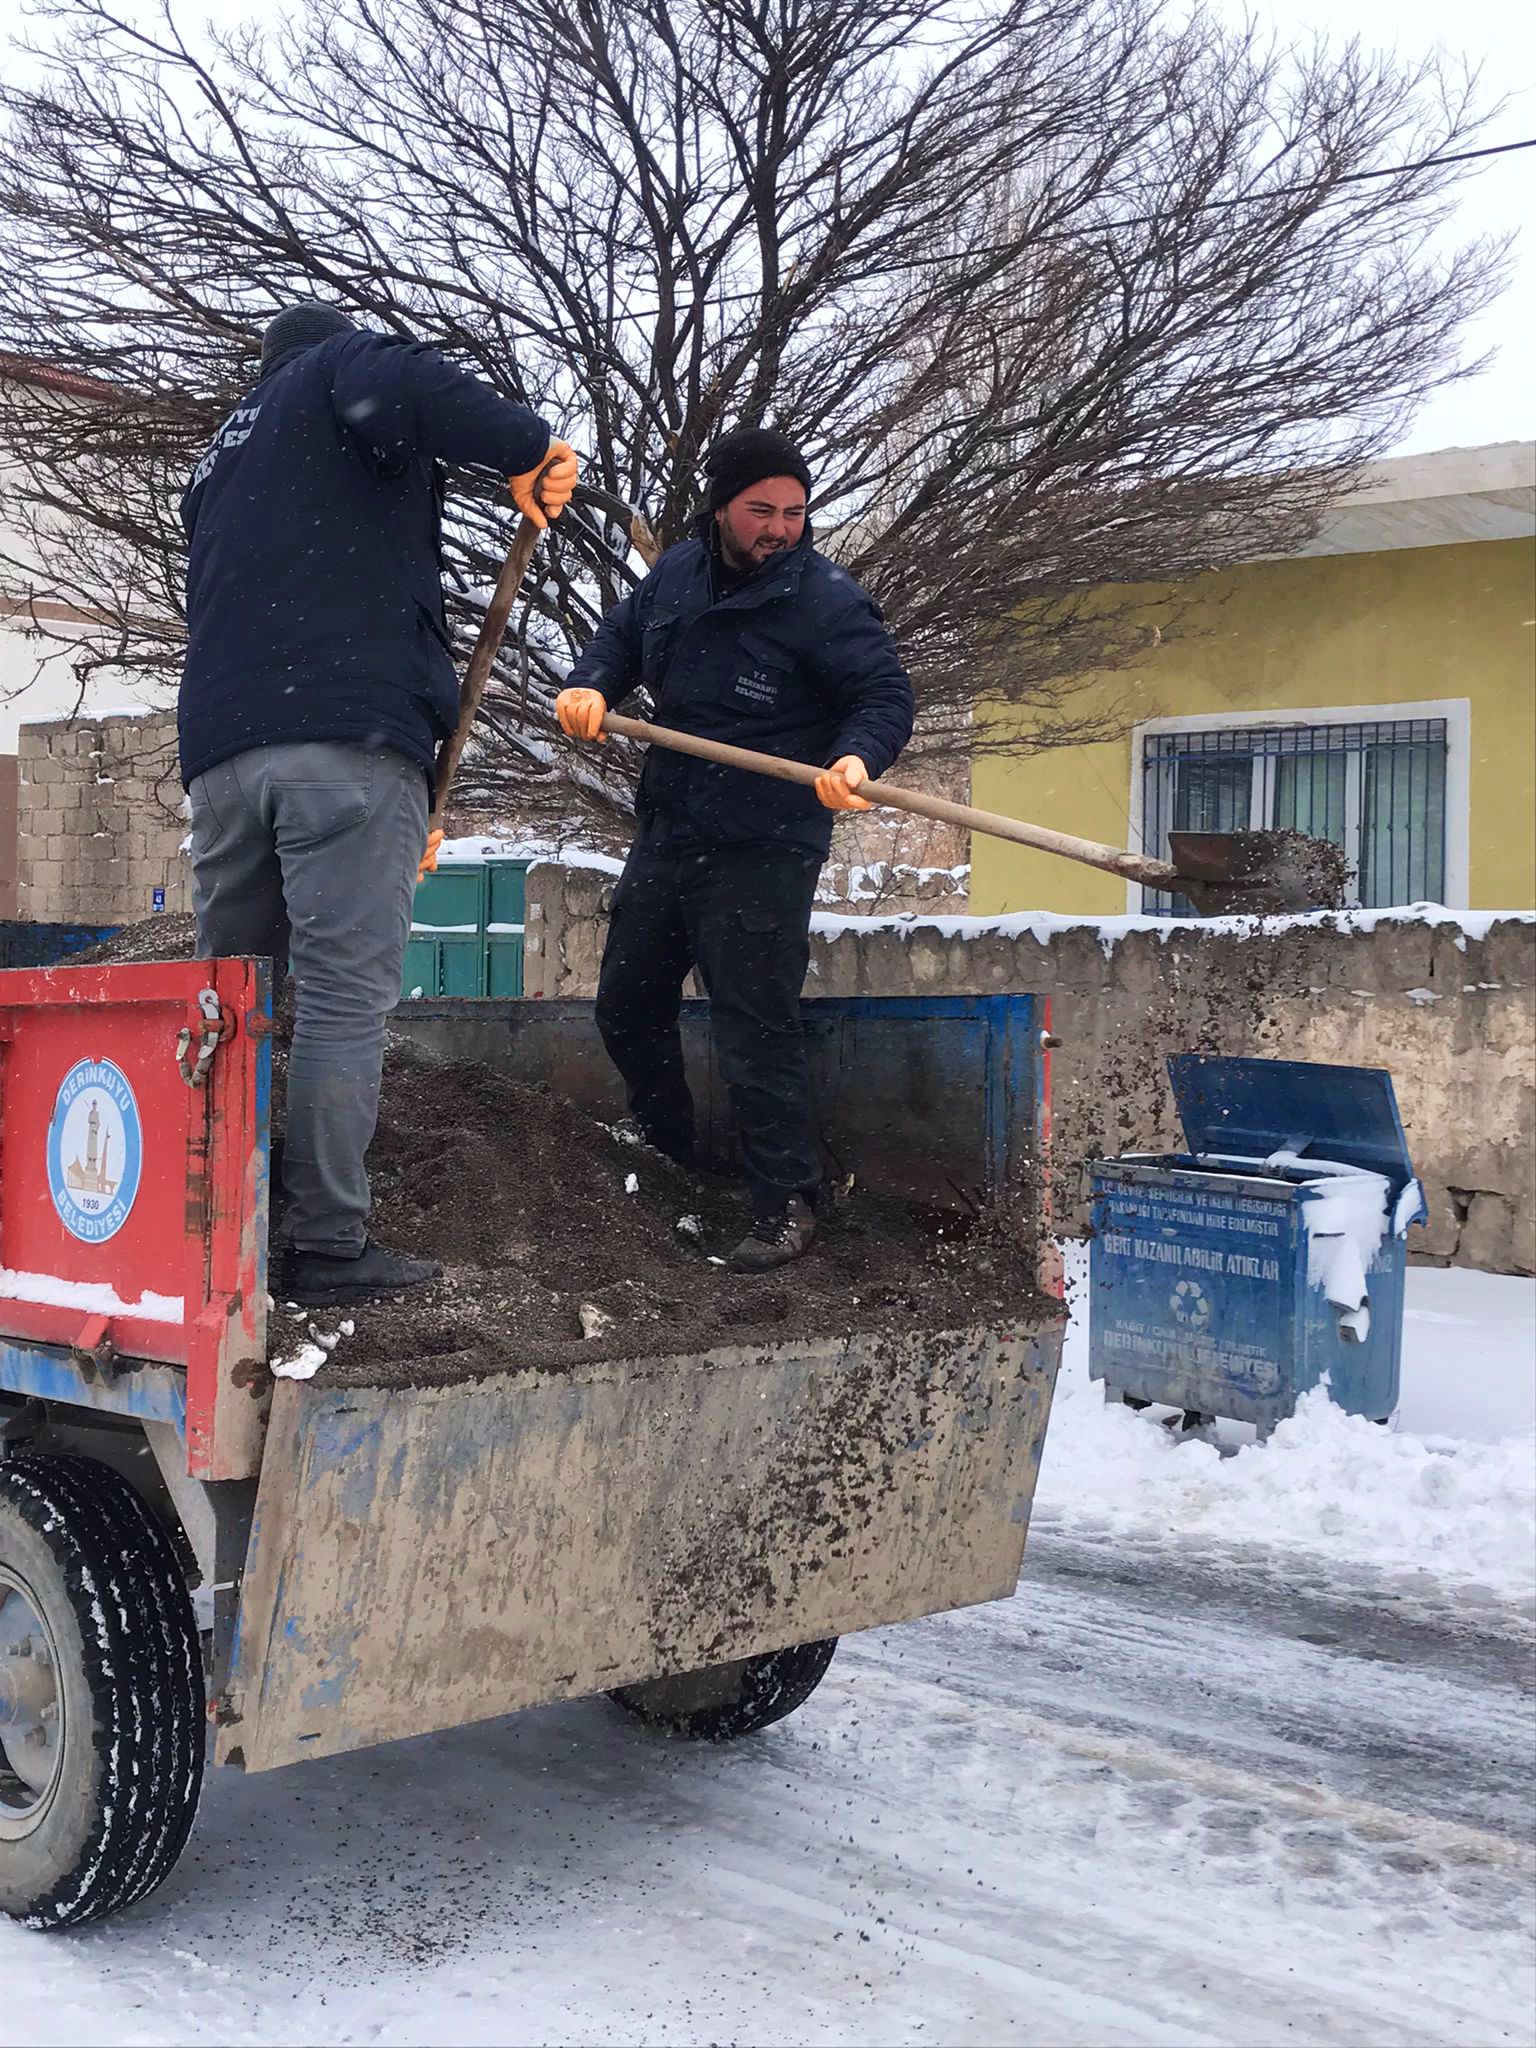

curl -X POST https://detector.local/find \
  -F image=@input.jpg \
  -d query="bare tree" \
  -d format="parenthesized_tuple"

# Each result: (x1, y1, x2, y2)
(0, 0, 1506, 833)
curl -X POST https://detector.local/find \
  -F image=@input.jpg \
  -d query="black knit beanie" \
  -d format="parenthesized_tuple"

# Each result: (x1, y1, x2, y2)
(260, 303, 357, 373)
(704, 426, 812, 512)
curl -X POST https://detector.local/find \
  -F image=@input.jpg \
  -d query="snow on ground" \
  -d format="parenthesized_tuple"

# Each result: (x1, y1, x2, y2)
(3, 1525, 1529, 2048)
(1038, 1248, 1536, 1601)
(1, 1264, 1532, 2046)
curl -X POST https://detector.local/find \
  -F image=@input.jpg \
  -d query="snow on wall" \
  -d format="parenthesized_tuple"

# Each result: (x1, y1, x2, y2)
(815, 860, 970, 908)
(810, 899, 1535, 953)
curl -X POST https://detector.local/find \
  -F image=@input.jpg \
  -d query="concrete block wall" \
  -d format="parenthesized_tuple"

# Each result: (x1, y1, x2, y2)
(16, 710, 189, 925)
(814, 739, 971, 911)
(527, 860, 1536, 1276)
(0, 752, 17, 917)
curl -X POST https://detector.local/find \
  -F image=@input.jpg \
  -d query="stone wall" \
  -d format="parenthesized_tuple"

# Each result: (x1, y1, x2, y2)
(817, 739, 970, 912)
(526, 860, 1536, 1276)
(524, 860, 614, 1001)
(0, 752, 17, 917)
(16, 710, 189, 925)
(817, 857, 969, 914)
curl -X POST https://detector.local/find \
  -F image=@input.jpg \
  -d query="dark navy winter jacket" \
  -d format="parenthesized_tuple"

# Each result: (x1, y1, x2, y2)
(178, 332, 550, 786)
(567, 520, 914, 856)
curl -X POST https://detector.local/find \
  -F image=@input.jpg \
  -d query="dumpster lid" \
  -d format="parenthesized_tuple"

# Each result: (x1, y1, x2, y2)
(1167, 1054, 1417, 1194)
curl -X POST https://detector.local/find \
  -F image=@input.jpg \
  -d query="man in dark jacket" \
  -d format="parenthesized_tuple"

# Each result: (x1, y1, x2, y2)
(556, 426, 914, 1272)
(180, 302, 576, 1306)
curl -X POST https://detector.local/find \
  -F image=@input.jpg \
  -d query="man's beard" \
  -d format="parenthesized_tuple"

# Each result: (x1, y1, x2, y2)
(722, 531, 787, 570)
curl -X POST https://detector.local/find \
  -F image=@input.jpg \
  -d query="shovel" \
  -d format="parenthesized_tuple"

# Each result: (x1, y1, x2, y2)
(430, 508, 548, 835)
(598, 714, 1336, 915)
(431, 443, 579, 838)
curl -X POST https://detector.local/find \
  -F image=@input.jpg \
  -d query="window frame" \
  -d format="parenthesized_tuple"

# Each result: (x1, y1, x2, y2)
(1125, 698, 1471, 914)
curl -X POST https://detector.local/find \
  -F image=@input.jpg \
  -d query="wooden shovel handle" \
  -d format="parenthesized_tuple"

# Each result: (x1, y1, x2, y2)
(600, 712, 1181, 887)
(431, 501, 550, 828)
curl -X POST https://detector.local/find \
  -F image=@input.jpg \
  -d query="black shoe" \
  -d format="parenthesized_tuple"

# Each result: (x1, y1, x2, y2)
(282, 1239, 442, 1308)
(728, 1196, 817, 1274)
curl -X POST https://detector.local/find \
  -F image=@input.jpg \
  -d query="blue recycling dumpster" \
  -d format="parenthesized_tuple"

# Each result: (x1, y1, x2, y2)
(1089, 1055, 1424, 1429)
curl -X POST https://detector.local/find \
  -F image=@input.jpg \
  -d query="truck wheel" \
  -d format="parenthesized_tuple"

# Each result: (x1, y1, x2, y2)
(0, 1453, 204, 1930)
(609, 1639, 837, 1741)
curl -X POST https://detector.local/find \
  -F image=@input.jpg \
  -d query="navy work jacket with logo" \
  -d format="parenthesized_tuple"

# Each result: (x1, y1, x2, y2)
(567, 518, 915, 857)
(178, 331, 549, 788)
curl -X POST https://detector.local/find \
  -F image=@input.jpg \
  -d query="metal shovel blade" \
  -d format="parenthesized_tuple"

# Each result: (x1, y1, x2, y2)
(1167, 830, 1348, 917)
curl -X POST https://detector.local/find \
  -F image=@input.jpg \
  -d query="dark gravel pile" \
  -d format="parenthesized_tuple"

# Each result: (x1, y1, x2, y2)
(284, 1043, 1049, 1384)
(73, 913, 198, 964)
(80, 920, 1051, 1383)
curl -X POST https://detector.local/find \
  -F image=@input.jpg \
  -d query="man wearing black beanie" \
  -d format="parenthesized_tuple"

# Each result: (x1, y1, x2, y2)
(180, 302, 579, 1305)
(557, 425, 914, 1273)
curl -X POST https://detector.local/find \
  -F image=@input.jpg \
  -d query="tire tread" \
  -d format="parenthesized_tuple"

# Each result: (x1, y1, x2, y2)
(0, 1454, 204, 1930)
(610, 1637, 837, 1741)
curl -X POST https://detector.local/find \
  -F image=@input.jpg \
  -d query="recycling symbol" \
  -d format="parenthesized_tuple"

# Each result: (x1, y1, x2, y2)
(1170, 1278, 1212, 1329)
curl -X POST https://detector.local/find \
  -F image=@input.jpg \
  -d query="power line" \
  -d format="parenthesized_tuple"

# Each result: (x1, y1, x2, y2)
(601, 133, 1536, 331)
(1028, 132, 1536, 240)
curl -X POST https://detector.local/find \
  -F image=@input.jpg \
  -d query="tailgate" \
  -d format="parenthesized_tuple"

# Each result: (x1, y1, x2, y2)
(218, 1320, 1062, 1770)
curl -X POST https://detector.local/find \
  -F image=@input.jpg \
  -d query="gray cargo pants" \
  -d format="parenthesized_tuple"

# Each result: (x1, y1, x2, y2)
(188, 741, 428, 1258)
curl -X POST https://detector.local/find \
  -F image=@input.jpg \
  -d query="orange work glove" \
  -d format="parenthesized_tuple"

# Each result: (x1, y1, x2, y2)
(815, 754, 872, 812)
(510, 438, 579, 529)
(418, 826, 445, 879)
(556, 687, 608, 742)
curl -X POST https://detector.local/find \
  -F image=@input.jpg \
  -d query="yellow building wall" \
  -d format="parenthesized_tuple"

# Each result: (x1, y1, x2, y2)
(971, 536, 1536, 915)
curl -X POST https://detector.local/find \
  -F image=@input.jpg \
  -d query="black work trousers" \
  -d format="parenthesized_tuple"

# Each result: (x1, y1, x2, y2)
(595, 840, 822, 1214)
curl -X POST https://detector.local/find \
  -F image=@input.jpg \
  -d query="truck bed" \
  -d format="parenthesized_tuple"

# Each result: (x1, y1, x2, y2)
(219, 1313, 1063, 1772)
(268, 1025, 1052, 1386)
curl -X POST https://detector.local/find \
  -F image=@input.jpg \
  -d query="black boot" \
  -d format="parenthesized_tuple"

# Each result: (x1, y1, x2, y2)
(728, 1195, 817, 1274)
(282, 1239, 442, 1308)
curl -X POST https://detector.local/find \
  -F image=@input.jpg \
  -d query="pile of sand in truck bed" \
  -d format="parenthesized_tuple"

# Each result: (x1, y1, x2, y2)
(79, 919, 1051, 1382)
(278, 1045, 1046, 1384)
(74, 913, 199, 964)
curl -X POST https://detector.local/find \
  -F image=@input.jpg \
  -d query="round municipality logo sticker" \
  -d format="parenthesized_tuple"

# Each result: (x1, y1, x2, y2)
(47, 1058, 143, 1244)
(1170, 1278, 1212, 1329)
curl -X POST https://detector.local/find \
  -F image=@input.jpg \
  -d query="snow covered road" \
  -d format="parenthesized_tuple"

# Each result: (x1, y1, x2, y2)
(4, 1528, 1530, 2048)
(3, 1265, 1532, 2047)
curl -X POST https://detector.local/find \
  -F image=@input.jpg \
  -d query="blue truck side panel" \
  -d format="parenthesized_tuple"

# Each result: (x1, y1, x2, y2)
(390, 993, 1046, 1207)
(0, 921, 119, 969)
(3, 993, 1049, 1419)
(0, 1338, 188, 1427)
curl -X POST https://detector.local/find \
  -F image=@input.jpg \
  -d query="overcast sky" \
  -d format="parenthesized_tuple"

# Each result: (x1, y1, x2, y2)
(1269, 0, 1535, 453)
(8, 0, 1533, 457)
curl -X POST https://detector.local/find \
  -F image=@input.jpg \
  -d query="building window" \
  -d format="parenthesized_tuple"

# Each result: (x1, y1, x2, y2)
(1139, 718, 1449, 914)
